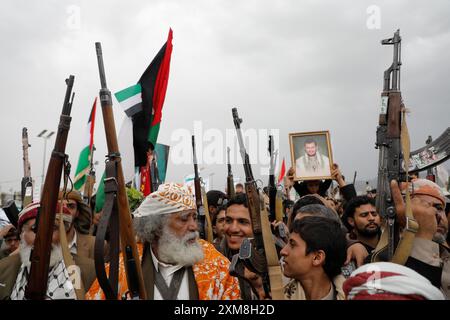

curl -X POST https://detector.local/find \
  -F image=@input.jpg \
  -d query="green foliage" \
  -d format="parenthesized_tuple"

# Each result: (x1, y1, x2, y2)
(126, 187, 144, 212)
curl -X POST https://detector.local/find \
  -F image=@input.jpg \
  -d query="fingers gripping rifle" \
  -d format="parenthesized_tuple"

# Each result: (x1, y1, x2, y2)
(94, 43, 146, 300)
(25, 76, 75, 300)
(229, 108, 284, 300)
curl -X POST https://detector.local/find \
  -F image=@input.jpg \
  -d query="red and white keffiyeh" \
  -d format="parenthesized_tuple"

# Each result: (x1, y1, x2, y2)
(343, 262, 444, 300)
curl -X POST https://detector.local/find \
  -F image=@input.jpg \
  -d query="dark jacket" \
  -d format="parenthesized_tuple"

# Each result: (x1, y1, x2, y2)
(0, 253, 96, 300)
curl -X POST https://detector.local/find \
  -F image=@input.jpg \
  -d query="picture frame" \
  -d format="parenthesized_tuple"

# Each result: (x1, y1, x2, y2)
(288, 131, 333, 181)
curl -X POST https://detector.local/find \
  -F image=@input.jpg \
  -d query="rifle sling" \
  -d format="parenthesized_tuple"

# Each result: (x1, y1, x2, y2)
(94, 160, 120, 299)
(391, 109, 418, 265)
(58, 208, 85, 300)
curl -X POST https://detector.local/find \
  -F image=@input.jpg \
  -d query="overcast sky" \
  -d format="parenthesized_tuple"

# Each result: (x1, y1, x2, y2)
(0, 0, 449, 195)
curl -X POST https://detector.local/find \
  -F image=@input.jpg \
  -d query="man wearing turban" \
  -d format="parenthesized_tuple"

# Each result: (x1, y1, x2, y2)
(87, 183, 240, 300)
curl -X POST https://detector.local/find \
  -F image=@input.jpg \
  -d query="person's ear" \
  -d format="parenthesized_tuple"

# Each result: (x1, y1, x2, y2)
(312, 250, 326, 267)
(347, 217, 355, 228)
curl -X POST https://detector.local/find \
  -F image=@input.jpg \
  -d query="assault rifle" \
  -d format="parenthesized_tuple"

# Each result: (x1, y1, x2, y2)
(21, 127, 33, 207)
(267, 135, 286, 241)
(192, 135, 213, 242)
(267, 135, 277, 222)
(94, 42, 146, 300)
(229, 108, 284, 300)
(226, 147, 235, 199)
(374, 29, 404, 261)
(25, 76, 75, 300)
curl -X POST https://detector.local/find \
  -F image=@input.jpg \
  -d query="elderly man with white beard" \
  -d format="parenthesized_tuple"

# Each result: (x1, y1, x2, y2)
(87, 182, 240, 300)
(0, 202, 96, 300)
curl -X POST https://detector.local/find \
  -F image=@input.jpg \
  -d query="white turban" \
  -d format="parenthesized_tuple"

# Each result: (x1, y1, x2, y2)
(343, 262, 445, 300)
(132, 183, 196, 218)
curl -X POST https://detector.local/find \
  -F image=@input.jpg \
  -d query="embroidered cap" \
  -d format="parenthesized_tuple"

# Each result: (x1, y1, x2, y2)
(133, 182, 196, 218)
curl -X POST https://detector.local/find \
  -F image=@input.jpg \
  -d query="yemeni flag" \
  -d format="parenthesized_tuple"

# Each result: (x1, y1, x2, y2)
(74, 98, 97, 191)
(277, 157, 286, 185)
(133, 28, 173, 167)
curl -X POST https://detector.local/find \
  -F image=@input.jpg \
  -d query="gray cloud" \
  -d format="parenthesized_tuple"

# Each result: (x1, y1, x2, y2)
(0, 0, 448, 195)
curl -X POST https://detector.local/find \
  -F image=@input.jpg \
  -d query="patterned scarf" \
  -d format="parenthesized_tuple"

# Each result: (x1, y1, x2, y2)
(10, 260, 76, 300)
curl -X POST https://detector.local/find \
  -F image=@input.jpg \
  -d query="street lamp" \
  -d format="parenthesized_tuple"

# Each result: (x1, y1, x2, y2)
(37, 129, 55, 187)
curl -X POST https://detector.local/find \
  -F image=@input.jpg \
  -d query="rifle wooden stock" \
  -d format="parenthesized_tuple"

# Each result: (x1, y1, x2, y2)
(95, 42, 146, 299)
(192, 135, 207, 240)
(83, 173, 95, 206)
(201, 186, 213, 242)
(25, 75, 75, 300)
(259, 196, 284, 300)
(275, 191, 283, 222)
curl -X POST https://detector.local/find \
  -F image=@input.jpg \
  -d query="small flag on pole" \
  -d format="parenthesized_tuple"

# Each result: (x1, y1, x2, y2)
(277, 157, 286, 185)
(74, 98, 97, 191)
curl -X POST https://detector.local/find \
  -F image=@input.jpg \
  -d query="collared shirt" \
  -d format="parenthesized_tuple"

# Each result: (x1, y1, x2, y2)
(321, 284, 335, 300)
(68, 231, 77, 255)
(150, 248, 189, 300)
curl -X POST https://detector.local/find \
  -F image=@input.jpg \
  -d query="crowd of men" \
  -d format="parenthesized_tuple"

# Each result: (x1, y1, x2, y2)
(0, 162, 449, 300)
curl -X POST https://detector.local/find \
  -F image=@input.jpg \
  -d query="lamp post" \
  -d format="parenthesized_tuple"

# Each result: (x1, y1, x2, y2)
(37, 129, 55, 187)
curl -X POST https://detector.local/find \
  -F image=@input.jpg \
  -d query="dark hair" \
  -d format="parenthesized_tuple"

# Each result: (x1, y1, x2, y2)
(212, 204, 227, 226)
(291, 216, 346, 280)
(289, 202, 339, 229)
(342, 195, 376, 231)
(283, 199, 294, 209)
(206, 190, 228, 208)
(235, 183, 244, 189)
(304, 139, 317, 146)
(226, 193, 248, 211)
(291, 195, 325, 221)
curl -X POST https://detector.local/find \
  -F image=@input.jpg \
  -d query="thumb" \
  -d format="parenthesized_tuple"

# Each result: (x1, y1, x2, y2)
(344, 249, 352, 265)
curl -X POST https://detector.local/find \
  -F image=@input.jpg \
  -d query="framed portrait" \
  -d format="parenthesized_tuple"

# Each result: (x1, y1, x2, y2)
(289, 131, 333, 181)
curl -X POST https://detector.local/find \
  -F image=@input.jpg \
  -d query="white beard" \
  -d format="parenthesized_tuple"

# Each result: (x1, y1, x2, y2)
(19, 240, 64, 269)
(157, 226, 204, 266)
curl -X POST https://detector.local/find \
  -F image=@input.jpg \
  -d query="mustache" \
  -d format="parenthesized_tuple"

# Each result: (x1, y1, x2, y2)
(183, 231, 199, 243)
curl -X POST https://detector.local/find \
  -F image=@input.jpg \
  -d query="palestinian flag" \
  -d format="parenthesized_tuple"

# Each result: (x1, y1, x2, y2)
(95, 29, 173, 212)
(133, 28, 173, 167)
(74, 98, 97, 191)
